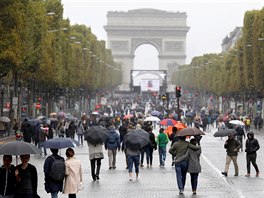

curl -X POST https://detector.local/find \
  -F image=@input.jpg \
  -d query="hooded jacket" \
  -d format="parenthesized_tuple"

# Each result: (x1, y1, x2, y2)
(105, 126, 120, 150)
(245, 132, 260, 154)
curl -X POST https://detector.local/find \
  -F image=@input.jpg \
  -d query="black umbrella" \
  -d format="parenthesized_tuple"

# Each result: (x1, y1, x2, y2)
(124, 129, 150, 150)
(176, 127, 205, 137)
(0, 141, 42, 155)
(213, 129, 237, 137)
(84, 126, 109, 144)
(43, 137, 79, 149)
(27, 118, 41, 126)
(0, 141, 42, 165)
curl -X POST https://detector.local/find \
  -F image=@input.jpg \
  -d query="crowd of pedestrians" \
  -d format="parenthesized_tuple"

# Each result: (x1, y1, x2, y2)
(0, 99, 262, 197)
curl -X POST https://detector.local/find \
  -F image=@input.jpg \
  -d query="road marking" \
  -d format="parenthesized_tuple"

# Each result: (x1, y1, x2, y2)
(202, 153, 246, 198)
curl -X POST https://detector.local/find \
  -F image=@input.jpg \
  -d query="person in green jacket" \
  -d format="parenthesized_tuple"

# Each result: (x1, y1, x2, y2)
(156, 128, 169, 167)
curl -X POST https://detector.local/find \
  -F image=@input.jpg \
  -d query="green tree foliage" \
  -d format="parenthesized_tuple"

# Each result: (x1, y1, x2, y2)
(173, 7, 264, 98)
(0, 0, 121, 94)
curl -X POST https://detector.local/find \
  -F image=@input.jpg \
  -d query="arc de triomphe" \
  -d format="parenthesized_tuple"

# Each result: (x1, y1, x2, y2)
(104, 8, 189, 92)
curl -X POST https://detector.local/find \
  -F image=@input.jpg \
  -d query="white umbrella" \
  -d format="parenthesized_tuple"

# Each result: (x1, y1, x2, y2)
(229, 120, 245, 126)
(0, 116, 10, 123)
(144, 116, 160, 122)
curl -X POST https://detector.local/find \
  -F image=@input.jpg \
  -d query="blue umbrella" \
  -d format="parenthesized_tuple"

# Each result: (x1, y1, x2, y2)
(151, 110, 161, 117)
(43, 137, 79, 149)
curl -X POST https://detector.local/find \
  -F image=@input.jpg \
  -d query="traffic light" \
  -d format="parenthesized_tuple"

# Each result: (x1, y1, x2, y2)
(176, 86, 181, 98)
(162, 94, 167, 101)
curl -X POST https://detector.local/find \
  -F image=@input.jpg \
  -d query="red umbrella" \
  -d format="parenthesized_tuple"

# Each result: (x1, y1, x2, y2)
(160, 119, 178, 126)
(123, 114, 133, 119)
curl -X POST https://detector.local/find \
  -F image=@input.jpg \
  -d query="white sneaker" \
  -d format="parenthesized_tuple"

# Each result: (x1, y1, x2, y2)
(129, 177, 132, 181)
(136, 175, 140, 180)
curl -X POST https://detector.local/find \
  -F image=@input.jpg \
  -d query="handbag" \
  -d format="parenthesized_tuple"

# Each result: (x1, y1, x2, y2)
(78, 182, 84, 191)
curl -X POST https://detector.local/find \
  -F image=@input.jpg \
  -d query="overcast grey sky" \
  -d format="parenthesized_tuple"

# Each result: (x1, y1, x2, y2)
(61, 0, 263, 68)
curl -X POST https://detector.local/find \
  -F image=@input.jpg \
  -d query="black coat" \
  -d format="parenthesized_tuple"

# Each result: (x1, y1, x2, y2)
(0, 164, 16, 196)
(245, 132, 260, 154)
(43, 154, 64, 193)
(15, 163, 38, 196)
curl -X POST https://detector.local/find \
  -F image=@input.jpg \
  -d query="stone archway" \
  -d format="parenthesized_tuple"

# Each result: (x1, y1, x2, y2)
(104, 8, 189, 91)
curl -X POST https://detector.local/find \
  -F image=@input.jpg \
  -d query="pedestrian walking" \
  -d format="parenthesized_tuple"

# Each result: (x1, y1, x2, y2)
(145, 126, 156, 167)
(0, 155, 16, 198)
(169, 136, 200, 195)
(221, 135, 241, 177)
(119, 123, 128, 144)
(57, 121, 66, 138)
(245, 132, 260, 177)
(44, 149, 65, 198)
(175, 138, 201, 195)
(156, 128, 169, 167)
(13, 119, 19, 135)
(37, 124, 48, 157)
(20, 121, 31, 143)
(123, 137, 141, 181)
(169, 126, 179, 166)
(87, 142, 104, 181)
(76, 122, 85, 146)
(235, 125, 245, 151)
(105, 124, 120, 169)
(67, 121, 76, 139)
(15, 154, 40, 198)
(245, 117, 251, 132)
(217, 118, 226, 140)
(63, 148, 83, 198)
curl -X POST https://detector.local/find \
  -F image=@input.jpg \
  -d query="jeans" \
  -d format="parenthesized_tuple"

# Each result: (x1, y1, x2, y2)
(77, 134, 83, 145)
(246, 153, 259, 174)
(190, 173, 199, 191)
(175, 160, 188, 190)
(51, 192, 58, 198)
(38, 141, 47, 156)
(236, 136, 243, 151)
(140, 146, 146, 165)
(158, 147, 166, 166)
(145, 144, 153, 165)
(127, 155, 139, 173)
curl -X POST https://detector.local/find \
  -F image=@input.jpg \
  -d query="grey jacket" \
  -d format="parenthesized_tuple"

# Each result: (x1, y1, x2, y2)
(176, 148, 202, 173)
(88, 142, 104, 160)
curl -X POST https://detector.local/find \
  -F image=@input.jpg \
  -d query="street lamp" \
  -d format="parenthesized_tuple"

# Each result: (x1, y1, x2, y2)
(0, 82, 5, 116)
(9, 83, 14, 136)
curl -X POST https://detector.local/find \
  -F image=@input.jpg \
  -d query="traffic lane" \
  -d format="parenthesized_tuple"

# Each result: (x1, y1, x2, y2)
(201, 130, 264, 198)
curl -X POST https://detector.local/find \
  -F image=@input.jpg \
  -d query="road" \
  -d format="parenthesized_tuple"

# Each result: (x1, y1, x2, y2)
(0, 127, 263, 198)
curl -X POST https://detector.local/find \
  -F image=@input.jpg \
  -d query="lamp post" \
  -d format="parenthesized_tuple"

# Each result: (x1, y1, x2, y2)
(9, 83, 14, 136)
(0, 82, 5, 116)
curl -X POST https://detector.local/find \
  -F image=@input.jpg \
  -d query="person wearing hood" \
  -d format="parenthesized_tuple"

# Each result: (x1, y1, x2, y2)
(245, 132, 260, 177)
(105, 124, 120, 169)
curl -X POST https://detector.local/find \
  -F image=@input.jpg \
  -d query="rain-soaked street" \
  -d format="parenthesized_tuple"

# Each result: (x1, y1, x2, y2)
(3, 126, 262, 198)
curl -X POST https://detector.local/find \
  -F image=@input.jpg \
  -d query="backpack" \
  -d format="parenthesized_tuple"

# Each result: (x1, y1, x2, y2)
(49, 156, 65, 181)
(108, 133, 116, 144)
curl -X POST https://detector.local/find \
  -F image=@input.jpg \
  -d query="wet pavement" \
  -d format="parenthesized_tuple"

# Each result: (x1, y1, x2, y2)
(0, 127, 263, 198)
